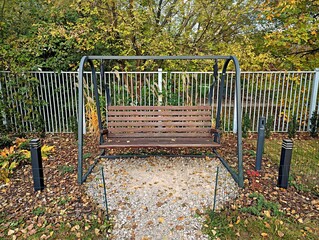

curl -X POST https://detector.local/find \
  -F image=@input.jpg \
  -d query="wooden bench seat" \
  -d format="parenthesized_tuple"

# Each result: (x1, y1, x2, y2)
(99, 105, 221, 149)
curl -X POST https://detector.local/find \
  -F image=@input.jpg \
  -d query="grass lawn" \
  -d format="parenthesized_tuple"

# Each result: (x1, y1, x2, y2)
(264, 138, 319, 195)
(203, 134, 319, 239)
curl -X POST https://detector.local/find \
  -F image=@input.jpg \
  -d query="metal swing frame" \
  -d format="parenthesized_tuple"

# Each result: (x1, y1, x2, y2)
(77, 55, 243, 188)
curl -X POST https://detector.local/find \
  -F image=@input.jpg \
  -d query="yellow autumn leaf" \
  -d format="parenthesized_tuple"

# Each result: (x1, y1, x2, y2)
(20, 150, 31, 159)
(1, 161, 9, 169)
(9, 161, 18, 170)
(261, 232, 268, 237)
(42, 145, 55, 153)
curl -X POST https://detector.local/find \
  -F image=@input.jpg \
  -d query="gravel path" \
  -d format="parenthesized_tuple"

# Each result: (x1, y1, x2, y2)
(86, 156, 239, 239)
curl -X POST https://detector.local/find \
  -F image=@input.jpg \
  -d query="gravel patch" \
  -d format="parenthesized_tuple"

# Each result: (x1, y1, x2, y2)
(86, 156, 239, 239)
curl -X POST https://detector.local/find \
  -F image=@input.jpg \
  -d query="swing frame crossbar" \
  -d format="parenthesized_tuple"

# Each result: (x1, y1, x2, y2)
(77, 55, 244, 188)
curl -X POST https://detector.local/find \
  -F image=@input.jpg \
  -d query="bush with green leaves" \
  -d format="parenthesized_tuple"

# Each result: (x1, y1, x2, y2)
(265, 115, 274, 138)
(242, 113, 251, 138)
(288, 115, 298, 138)
(309, 110, 319, 137)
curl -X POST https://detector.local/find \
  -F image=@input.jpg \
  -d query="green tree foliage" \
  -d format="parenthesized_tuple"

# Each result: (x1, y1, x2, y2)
(257, 0, 319, 70)
(0, 0, 318, 71)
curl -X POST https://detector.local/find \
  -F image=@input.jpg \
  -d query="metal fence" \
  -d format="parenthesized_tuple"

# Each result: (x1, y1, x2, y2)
(1, 69, 318, 133)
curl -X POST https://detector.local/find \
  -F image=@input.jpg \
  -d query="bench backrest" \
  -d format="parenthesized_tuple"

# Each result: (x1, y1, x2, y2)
(107, 106, 213, 138)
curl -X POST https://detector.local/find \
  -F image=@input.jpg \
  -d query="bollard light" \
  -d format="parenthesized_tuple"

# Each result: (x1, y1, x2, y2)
(30, 139, 45, 191)
(277, 139, 293, 189)
(255, 117, 266, 170)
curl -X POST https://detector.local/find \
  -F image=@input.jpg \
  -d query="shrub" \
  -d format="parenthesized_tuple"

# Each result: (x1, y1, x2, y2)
(0, 136, 13, 149)
(309, 110, 319, 137)
(288, 115, 298, 138)
(265, 115, 274, 138)
(242, 113, 251, 138)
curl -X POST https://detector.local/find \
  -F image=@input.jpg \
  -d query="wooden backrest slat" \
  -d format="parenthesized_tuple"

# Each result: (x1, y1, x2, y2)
(108, 132, 211, 138)
(108, 116, 211, 121)
(109, 127, 211, 133)
(108, 106, 211, 111)
(108, 121, 211, 127)
(108, 110, 211, 116)
(106, 106, 213, 138)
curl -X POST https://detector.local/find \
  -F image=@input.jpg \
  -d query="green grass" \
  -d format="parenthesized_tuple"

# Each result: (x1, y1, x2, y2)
(202, 138, 319, 239)
(0, 214, 112, 240)
(57, 165, 74, 175)
(204, 193, 319, 239)
(263, 138, 319, 195)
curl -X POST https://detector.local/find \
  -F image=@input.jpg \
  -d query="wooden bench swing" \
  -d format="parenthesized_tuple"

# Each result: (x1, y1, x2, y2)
(77, 56, 243, 188)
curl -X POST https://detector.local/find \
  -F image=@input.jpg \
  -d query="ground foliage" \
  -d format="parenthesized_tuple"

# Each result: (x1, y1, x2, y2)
(0, 134, 111, 239)
(0, 133, 318, 239)
(204, 133, 319, 239)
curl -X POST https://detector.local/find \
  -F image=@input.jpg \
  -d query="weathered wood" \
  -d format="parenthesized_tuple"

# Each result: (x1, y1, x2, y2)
(108, 106, 211, 111)
(108, 127, 211, 133)
(108, 116, 212, 121)
(100, 137, 220, 148)
(101, 105, 219, 149)
(108, 110, 211, 116)
(108, 132, 212, 138)
(108, 121, 211, 127)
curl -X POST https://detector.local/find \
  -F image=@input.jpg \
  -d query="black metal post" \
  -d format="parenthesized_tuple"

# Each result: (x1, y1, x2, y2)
(277, 139, 293, 189)
(30, 139, 45, 191)
(255, 117, 266, 170)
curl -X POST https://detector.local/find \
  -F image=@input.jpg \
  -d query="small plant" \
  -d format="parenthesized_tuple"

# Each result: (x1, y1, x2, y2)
(17, 139, 31, 150)
(58, 165, 74, 175)
(265, 115, 274, 138)
(309, 110, 319, 137)
(0, 135, 13, 149)
(242, 113, 251, 138)
(288, 115, 298, 138)
(68, 116, 78, 140)
(57, 197, 71, 206)
(240, 193, 282, 217)
(32, 206, 45, 216)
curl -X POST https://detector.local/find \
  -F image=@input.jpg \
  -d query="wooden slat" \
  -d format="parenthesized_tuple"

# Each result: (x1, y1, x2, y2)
(108, 121, 211, 127)
(108, 132, 211, 138)
(108, 127, 211, 133)
(108, 110, 211, 116)
(108, 106, 211, 111)
(108, 116, 211, 121)
(100, 137, 220, 148)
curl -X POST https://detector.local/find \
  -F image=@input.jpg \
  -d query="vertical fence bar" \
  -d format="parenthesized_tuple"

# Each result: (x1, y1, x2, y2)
(158, 68, 163, 106)
(308, 68, 319, 130)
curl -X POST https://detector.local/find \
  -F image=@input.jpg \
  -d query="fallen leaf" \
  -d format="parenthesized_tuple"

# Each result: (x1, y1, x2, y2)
(261, 232, 268, 238)
(95, 228, 100, 236)
(277, 231, 284, 237)
(158, 217, 165, 223)
(264, 222, 271, 229)
(264, 210, 271, 218)
(175, 225, 184, 230)
(8, 229, 15, 236)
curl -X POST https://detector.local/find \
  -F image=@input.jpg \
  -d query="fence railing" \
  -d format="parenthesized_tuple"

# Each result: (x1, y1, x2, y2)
(1, 69, 318, 133)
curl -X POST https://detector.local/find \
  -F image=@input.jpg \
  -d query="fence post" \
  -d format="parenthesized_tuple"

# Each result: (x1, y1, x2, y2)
(158, 68, 163, 106)
(308, 68, 319, 130)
